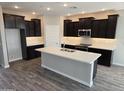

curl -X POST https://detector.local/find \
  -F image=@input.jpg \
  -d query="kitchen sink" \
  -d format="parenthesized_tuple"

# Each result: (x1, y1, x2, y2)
(60, 48, 75, 52)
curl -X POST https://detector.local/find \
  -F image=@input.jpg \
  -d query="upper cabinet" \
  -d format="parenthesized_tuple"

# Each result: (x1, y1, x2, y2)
(3, 13, 16, 28)
(106, 14, 119, 38)
(15, 16, 25, 29)
(64, 20, 80, 37)
(64, 20, 72, 36)
(25, 19, 41, 37)
(79, 17, 95, 29)
(92, 19, 108, 38)
(3, 13, 25, 29)
(3, 13, 42, 37)
(31, 19, 41, 36)
(64, 14, 119, 39)
(25, 21, 30, 37)
(91, 14, 119, 38)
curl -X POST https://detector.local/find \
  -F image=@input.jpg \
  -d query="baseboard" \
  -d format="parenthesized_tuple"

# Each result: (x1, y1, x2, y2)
(112, 63, 124, 67)
(9, 57, 22, 62)
(4, 65, 10, 68)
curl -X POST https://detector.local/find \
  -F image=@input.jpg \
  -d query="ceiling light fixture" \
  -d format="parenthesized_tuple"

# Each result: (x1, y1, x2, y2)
(101, 8, 106, 11)
(32, 12, 36, 15)
(81, 11, 85, 14)
(14, 5, 19, 9)
(67, 13, 71, 16)
(47, 8, 51, 11)
(63, 4, 68, 7)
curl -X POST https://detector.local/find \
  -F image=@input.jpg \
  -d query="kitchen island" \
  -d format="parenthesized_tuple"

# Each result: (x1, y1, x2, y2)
(36, 47, 101, 87)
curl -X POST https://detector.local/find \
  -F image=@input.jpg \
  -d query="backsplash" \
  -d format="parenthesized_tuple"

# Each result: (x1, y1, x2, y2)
(62, 37, 116, 49)
(26, 37, 44, 46)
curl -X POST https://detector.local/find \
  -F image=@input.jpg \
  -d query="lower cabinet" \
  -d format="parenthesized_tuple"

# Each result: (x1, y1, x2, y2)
(26, 44, 44, 60)
(62, 44, 112, 66)
(88, 48, 112, 66)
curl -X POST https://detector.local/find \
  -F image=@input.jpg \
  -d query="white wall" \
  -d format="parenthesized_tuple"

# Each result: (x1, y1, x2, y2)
(113, 9, 124, 66)
(43, 16, 61, 47)
(0, 6, 9, 68)
(5, 29, 22, 62)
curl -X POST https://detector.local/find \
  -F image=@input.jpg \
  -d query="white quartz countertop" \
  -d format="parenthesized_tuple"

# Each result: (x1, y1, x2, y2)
(36, 47, 101, 64)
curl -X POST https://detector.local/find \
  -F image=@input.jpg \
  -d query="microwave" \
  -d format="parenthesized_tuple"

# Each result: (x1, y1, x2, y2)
(78, 29, 91, 37)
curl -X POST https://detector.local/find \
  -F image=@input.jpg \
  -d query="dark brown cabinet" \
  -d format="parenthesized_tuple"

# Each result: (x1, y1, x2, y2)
(26, 44, 44, 60)
(3, 13, 16, 28)
(15, 16, 25, 29)
(92, 19, 108, 38)
(25, 19, 41, 37)
(64, 20, 72, 36)
(3, 13, 25, 29)
(25, 21, 30, 37)
(64, 20, 80, 37)
(88, 48, 112, 66)
(79, 17, 94, 29)
(29, 21, 35, 36)
(25, 21, 35, 36)
(73, 22, 80, 36)
(91, 20, 99, 37)
(107, 14, 119, 38)
(64, 14, 118, 38)
(31, 19, 41, 36)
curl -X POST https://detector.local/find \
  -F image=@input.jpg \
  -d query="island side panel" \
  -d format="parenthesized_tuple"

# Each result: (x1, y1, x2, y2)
(41, 52, 94, 87)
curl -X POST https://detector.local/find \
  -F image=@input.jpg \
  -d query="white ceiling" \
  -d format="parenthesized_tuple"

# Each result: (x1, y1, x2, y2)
(0, 2, 124, 16)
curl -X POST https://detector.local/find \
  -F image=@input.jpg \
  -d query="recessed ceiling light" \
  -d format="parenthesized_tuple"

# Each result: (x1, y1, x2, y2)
(81, 11, 85, 14)
(14, 5, 19, 9)
(67, 13, 71, 16)
(63, 4, 68, 7)
(101, 8, 106, 11)
(47, 8, 51, 11)
(32, 12, 36, 15)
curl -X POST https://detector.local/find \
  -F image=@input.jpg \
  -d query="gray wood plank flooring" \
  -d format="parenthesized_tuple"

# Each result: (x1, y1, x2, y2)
(0, 58, 124, 91)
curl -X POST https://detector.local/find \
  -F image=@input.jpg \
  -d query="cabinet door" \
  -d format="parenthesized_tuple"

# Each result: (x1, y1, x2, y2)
(15, 16, 25, 29)
(3, 14, 16, 28)
(98, 19, 108, 38)
(64, 20, 72, 36)
(25, 21, 30, 36)
(79, 17, 94, 29)
(88, 48, 112, 66)
(92, 19, 108, 38)
(34, 45, 44, 57)
(65, 22, 73, 36)
(91, 20, 99, 37)
(26, 45, 44, 60)
(29, 21, 34, 36)
(73, 22, 79, 36)
(69, 22, 74, 36)
(27, 46, 36, 59)
(31, 19, 41, 36)
(107, 14, 119, 38)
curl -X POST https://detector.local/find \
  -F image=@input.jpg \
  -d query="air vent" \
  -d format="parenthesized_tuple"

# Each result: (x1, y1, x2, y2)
(69, 6, 78, 9)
